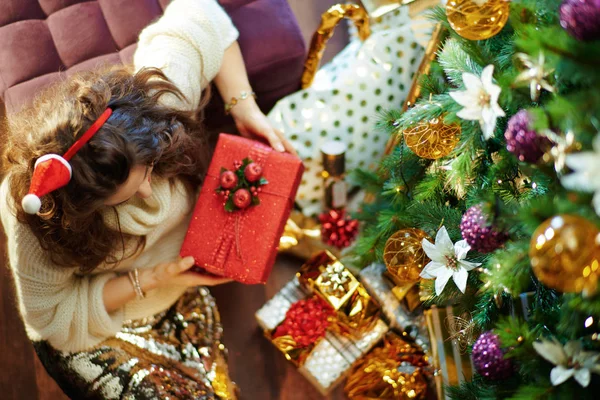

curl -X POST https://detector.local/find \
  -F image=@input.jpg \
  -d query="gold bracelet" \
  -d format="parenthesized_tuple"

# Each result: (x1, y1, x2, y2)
(224, 90, 257, 115)
(127, 269, 146, 300)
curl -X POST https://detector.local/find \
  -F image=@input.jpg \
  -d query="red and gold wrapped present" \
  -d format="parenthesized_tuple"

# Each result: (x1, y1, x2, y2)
(255, 252, 388, 395)
(180, 134, 304, 284)
(298, 251, 381, 334)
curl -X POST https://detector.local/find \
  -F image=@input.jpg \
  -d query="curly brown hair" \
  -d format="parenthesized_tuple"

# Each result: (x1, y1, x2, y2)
(1, 66, 211, 271)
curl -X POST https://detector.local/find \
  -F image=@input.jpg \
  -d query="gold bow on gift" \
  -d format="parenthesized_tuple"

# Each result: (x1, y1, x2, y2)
(298, 251, 381, 333)
(271, 335, 310, 366)
(278, 211, 341, 260)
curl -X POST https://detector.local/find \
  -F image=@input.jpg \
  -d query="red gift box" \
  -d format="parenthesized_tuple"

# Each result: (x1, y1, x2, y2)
(180, 134, 304, 284)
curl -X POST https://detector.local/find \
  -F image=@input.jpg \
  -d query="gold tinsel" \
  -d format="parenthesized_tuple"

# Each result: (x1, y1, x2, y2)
(345, 333, 429, 399)
(530, 215, 600, 295)
(446, 0, 509, 41)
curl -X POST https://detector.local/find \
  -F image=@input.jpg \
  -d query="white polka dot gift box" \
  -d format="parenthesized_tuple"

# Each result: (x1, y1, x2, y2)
(268, 6, 430, 217)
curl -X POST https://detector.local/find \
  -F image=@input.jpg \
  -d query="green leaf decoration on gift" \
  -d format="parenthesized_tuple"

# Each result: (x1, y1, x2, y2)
(252, 196, 261, 206)
(259, 177, 269, 186)
(224, 198, 236, 213)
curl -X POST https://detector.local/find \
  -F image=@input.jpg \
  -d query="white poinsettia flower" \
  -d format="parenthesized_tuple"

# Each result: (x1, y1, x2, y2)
(561, 135, 600, 216)
(419, 226, 481, 296)
(449, 64, 506, 140)
(533, 339, 600, 387)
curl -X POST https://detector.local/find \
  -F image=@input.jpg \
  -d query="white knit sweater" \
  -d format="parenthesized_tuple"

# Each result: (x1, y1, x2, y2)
(0, 0, 238, 353)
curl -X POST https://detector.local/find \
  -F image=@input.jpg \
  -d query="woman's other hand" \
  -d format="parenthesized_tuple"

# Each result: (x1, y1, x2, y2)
(142, 256, 233, 290)
(229, 99, 298, 156)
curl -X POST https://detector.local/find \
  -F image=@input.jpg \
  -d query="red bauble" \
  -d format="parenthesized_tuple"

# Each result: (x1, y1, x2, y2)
(220, 170, 238, 189)
(233, 188, 251, 209)
(319, 209, 359, 249)
(273, 297, 334, 348)
(244, 162, 263, 182)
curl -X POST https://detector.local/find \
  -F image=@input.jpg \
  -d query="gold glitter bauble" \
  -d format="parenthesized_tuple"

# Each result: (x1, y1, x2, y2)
(530, 215, 600, 294)
(404, 117, 461, 160)
(384, 229, 431, 283)
(446, 0, 510, 41)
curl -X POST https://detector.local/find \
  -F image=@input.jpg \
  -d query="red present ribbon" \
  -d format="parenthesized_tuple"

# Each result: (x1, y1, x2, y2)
(273, 296, 335, 348)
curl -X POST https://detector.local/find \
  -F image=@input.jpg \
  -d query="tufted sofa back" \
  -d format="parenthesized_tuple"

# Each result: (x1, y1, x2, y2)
(0, 0, 306, 116)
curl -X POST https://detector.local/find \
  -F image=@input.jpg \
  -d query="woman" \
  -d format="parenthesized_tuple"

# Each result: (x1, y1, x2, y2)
(0, 0, 294, 398)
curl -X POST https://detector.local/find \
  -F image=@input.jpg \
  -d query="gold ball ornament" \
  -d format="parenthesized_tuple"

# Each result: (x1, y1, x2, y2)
(384, 229, 432, 283)
(446, 0, 510, 41)
(404, 117, 461, 160)
(530, 215, 600, 295)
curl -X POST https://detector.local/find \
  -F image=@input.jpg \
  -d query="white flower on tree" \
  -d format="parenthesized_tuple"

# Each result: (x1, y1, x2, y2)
(561, 135, 600, 216)
(449, 64, 505, 140)
(419, 226, 481, 296)
(533, 339, 600, 387)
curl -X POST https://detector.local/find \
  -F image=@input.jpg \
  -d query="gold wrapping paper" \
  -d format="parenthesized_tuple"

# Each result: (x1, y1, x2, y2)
(278, 211, 341, 260)
(344, 332, 429, 399)
(271, 335, 314, 366)
(384, 271, 423, 313)
(301, 4, 371, 89)
(424, 306, 474, 400)
(298, 251, 381, 333)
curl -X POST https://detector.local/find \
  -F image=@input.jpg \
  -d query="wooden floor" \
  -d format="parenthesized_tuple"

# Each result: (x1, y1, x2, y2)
(0, 1, 349, 398)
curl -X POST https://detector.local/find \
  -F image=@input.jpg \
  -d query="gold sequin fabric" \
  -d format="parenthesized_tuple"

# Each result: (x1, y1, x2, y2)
(34, 288, 237, 400)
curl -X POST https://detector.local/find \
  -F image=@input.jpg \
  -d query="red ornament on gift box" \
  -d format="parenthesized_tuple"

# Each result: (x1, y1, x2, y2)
(319, 209, 359, 249)
(273, 296, 335, 348)
(180, 134, 304, 284)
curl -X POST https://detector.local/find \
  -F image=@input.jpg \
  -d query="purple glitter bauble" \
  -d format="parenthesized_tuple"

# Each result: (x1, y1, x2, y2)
(504, 110, 552, 164)
(460, 204, 508, 253)
(560, 0, 600, 41)
(472, 332, 513, 381)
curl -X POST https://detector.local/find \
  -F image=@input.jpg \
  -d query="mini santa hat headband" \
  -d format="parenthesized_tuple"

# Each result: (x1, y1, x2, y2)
(22, 108, 113, 214)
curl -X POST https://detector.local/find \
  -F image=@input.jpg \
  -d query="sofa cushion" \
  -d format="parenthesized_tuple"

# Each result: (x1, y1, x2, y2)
(0, 0, 305, 115)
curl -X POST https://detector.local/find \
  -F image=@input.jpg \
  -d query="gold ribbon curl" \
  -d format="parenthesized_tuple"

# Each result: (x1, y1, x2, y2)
(301, 4, 371, 89)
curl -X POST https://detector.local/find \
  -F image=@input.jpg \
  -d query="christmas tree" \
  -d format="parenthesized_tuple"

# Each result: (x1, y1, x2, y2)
(350, 0, 600, 398)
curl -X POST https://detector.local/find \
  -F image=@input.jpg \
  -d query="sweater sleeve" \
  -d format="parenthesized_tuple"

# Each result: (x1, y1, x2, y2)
(133, 0, 239, 112)
(0, 180, 125, 353)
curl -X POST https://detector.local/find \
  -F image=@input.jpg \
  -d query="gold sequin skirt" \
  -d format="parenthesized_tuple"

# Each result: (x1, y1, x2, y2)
(34, 287, 238, 400)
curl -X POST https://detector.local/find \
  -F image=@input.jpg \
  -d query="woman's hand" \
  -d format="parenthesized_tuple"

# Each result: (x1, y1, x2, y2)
(141, 256, 233, 290)
(229, 99, 298, 156)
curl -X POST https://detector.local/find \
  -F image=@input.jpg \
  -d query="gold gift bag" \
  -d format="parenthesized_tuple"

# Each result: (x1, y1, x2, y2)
(424, 305, 474, 400)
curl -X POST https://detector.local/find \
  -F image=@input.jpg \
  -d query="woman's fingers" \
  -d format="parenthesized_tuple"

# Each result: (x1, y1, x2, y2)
(181, 272, 234, 286)
(274, 128, 298, 157)
(261, 125, 286, 153)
